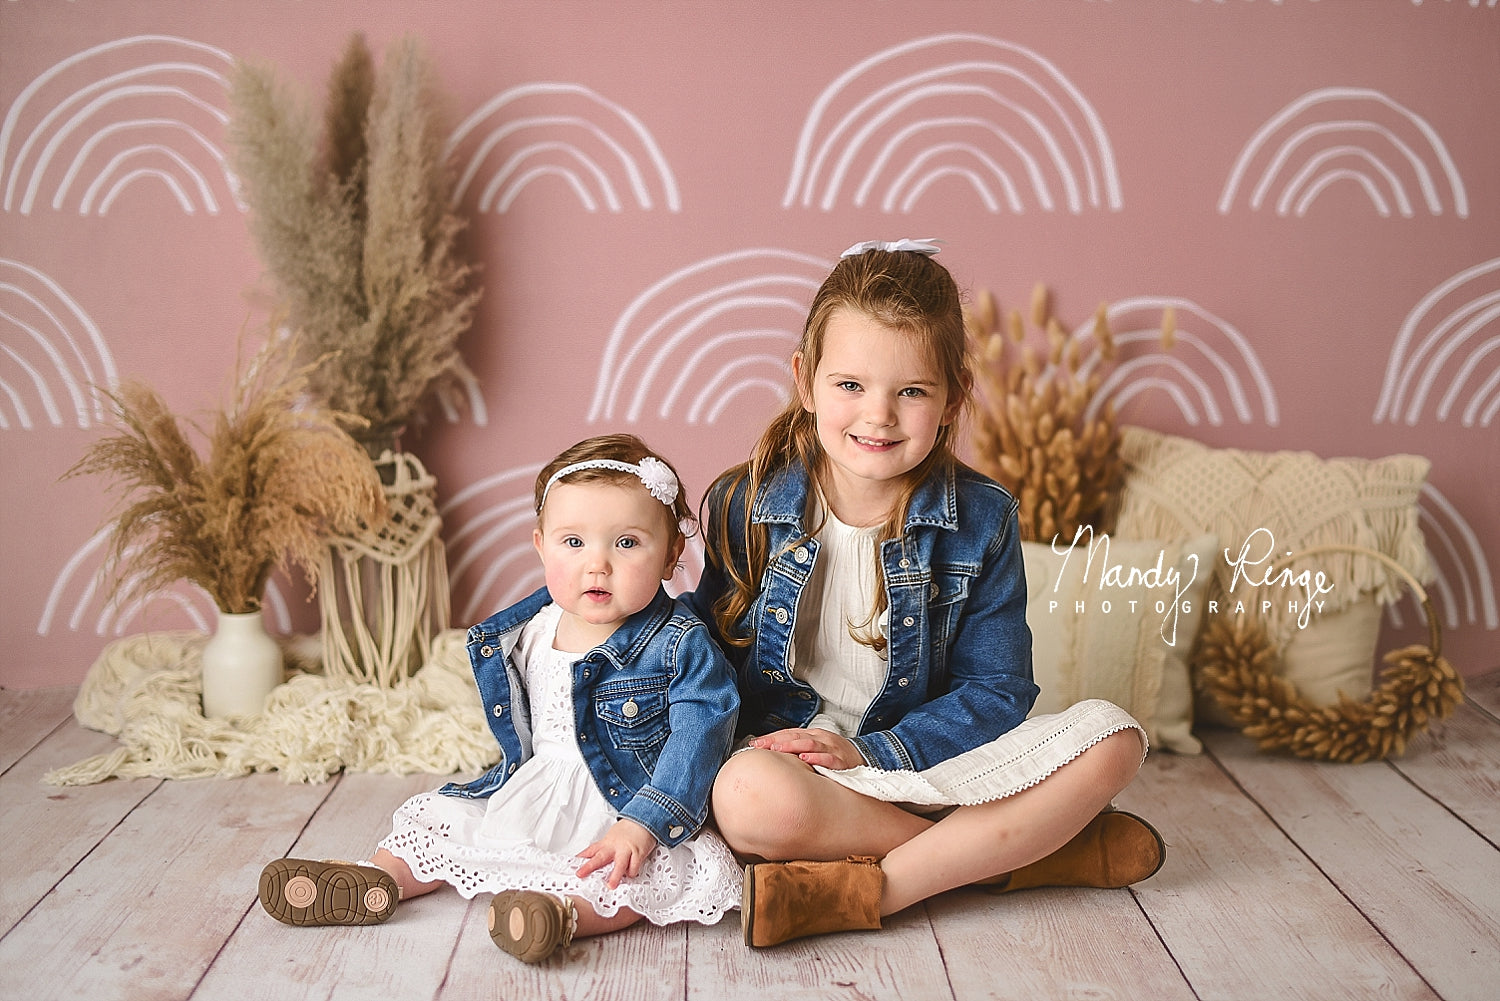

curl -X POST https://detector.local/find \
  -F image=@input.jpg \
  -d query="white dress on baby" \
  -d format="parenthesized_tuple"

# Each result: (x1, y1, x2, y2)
(378, 602, 741, 925)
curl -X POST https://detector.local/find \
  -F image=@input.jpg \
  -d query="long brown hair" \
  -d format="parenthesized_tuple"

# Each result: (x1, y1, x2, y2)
(704, 248, 974, 647)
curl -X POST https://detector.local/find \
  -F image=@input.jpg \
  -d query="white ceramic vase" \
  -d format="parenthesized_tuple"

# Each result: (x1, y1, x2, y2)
(201, 609, 283, 719)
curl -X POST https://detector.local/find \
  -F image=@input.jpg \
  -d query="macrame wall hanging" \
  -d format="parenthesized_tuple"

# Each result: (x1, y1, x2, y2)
(319, 450, 451, 688)
(1195, 544, 1465, 763)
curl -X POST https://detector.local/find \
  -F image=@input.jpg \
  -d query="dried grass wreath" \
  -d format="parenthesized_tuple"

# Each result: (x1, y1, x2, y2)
(1195, 544, 1465, 763)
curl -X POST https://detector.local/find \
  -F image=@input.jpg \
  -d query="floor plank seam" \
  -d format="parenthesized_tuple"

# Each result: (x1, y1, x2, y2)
(1387, 758, 1500, 853)
(1206, 743, 1457, 1001)
(1, 710, 73, 782)
(1129, 887, 1200, 1000)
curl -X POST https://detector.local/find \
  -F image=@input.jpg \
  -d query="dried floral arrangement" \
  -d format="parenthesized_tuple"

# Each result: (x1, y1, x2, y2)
(66, 337, 388, 616)
(1194, 546, 1464, 763)
(965, 283, 1176, 543)
(228, 33, 480, 442)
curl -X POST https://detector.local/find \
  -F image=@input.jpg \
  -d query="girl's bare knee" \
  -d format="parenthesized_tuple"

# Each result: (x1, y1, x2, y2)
(1094, 729, 1146, 792)
(711, 749, 816, 857)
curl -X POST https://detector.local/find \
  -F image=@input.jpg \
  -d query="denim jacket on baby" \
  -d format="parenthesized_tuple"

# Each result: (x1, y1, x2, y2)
(440, 586, 739, 848)
(684, 460, 1038, 773)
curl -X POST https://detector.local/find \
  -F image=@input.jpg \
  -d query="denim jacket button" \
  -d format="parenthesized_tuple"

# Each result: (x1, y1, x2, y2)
(480, 645, 495, 657)
(797, 690, 813, 700)
(774, 607, 789, 624)
(507, 762, 517, 774)
(794, 546, 809, 564)
(622, 699, 639, 718)
(668, 825, 685, 839)
(493, 704, 505, 717)
(902, 616, 915, 627)
(898, 677, 910, 687)
(898, 558, 910, 568)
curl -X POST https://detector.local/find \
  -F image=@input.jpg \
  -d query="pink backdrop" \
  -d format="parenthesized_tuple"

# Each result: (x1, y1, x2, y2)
(3, 1, 1497, 689)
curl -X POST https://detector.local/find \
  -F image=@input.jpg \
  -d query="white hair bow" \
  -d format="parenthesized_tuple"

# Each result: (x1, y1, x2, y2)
(841, 238, 941, 258)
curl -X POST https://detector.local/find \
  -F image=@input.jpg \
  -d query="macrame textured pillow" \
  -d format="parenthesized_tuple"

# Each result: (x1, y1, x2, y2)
(1112, 426, 1430, 720)
(1022, 533, 1216, 754)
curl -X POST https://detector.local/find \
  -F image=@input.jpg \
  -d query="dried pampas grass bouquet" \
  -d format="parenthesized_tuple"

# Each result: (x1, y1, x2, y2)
(67, 335, 389, 616)
(965, 283, 1175, 543)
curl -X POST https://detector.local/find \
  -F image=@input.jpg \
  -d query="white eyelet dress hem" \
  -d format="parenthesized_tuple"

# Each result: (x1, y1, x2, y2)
(377, 603, 741, 926)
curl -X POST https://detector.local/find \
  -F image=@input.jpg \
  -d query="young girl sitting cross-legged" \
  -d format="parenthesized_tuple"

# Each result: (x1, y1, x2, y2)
(258, 434, 742, 964)
(686, 240, 1167, 948)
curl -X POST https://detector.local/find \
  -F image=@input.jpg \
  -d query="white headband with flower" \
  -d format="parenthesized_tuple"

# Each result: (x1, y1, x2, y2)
(540, 457, 679, 510)
(841, 237, 941, 258)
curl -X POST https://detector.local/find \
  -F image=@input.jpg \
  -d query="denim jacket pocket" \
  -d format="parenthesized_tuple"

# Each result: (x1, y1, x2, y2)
(928, 566, 974, 648)
(594, 679, 670, 750)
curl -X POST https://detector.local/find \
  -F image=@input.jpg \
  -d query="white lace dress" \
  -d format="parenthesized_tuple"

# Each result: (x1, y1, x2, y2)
(378, 603, 741, 925)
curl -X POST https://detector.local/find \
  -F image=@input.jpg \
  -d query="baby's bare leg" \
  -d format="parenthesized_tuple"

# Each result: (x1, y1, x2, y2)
(368, 847, 444, 900)
(570, 902, 643, 938)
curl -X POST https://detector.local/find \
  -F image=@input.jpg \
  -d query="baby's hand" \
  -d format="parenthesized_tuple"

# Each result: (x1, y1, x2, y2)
(575, 819, 658, 888)
(749, 727, 864, 770)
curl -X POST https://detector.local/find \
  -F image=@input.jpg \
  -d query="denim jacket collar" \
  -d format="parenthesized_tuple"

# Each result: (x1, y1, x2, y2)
(750, 461, 960, 534)
(473, 584, 677, 667)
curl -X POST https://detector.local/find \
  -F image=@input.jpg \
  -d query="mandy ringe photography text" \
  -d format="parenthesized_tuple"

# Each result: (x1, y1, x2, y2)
(1045, 526, 1337, 646)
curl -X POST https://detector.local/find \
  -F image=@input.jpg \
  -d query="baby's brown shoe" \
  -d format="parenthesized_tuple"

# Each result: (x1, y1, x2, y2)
(258, 858, 399, 926)
(488, 890, 576, 963)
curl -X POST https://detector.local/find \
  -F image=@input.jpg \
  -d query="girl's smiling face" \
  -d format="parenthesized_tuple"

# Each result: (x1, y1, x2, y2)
(533, 480, 682, 651)
(794, 307, 961, 525)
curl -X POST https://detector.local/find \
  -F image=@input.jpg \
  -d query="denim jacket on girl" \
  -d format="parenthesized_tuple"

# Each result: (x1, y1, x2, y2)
(440, 586, 739, 848)
(685, 461, 1037, 773)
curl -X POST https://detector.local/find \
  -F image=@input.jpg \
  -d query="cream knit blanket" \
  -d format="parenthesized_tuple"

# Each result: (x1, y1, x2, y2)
(44, 629, 500, 786)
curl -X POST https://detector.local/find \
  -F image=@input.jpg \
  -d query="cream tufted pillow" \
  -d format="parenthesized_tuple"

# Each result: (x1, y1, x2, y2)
(1112, 426, 1430, 724)
(1023, 532, 1216, 754)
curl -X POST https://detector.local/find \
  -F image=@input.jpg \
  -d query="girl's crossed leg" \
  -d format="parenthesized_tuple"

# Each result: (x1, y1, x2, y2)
(714, 729, 1152, 928)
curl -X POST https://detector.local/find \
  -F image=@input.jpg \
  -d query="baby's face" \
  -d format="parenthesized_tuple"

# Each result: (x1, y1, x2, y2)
(533, 479, 680, 651)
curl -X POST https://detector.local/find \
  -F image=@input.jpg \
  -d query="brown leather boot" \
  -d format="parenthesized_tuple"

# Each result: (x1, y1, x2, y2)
(742, 855, 884, 948)
(976, 810, 1166, 893)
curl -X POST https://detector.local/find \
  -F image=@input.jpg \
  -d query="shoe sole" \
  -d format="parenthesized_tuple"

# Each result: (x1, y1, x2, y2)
(488, 890, 569, 963)
(741, 865, 758, 947)
(258, 859, 398, 926)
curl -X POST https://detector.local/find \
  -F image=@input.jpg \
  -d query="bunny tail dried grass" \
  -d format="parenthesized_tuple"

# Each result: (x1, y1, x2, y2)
(67, 346, 388, 615)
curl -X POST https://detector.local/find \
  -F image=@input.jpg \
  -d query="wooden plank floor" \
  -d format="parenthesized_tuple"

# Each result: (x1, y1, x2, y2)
(2, 673, 1497, 1001)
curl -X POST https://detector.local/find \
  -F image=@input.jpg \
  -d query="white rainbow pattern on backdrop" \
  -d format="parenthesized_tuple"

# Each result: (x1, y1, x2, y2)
(446, 82, 680, 214)
(1077, 297, 1280, 426)
(1219, 86, 1467, 218)
(1385, 485, 1499, 634)
(1374, 257, 1500, 427)
(784, 33, 1121, 215)
(39, 529, 296, 638)
(0, 258, 115, 429)
(441, 465, 704, 624)
(1, 35, 239, 216)
(587, 248, 831, 425)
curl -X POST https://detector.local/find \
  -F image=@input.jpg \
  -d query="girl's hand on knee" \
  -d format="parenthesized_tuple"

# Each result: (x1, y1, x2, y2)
(750, 728, 864, 770)
(576, 818, 658, 888)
